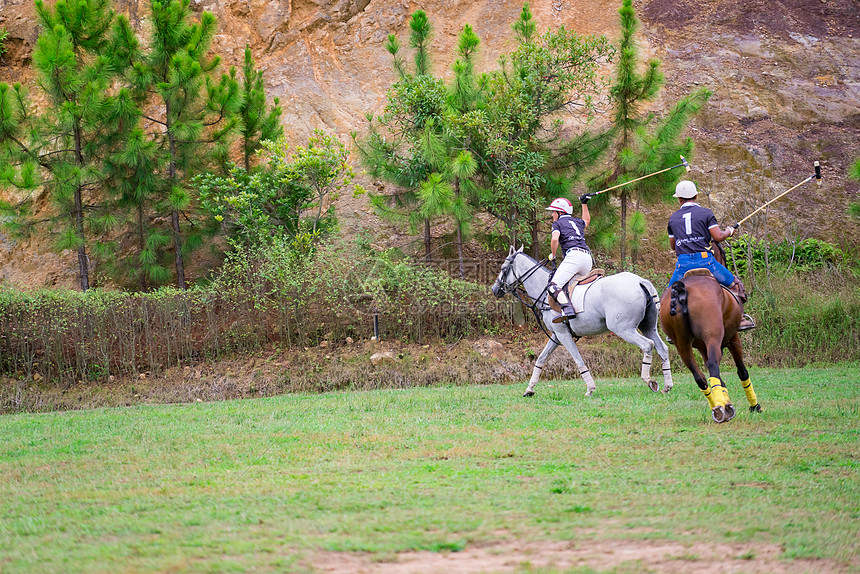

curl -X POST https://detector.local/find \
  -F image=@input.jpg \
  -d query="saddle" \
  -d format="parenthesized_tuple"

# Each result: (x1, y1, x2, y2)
(547, 268, 605, 314)
(682, 268, 744, 305)
(683, 268, 713, 279)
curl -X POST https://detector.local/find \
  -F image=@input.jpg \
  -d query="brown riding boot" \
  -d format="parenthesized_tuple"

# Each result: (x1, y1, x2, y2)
(728, 279, 748, 304)
(729, 280, 756, 331)
(738, 314, 756, 331)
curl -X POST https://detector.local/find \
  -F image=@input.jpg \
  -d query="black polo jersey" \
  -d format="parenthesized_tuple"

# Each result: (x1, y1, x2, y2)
(552, 214, 589, 252)
(667, 203, 718, 254)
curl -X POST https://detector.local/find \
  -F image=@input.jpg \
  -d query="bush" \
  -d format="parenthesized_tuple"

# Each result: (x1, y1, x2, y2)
(726, 235, 850, 275)
(0, 238, 515, 383)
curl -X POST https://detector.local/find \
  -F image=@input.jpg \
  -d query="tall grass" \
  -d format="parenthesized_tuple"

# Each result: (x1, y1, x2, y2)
(743, 268, 860, 366)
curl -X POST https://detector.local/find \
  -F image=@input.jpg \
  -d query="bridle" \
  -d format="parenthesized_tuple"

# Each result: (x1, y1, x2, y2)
(497, 252, 563, 344)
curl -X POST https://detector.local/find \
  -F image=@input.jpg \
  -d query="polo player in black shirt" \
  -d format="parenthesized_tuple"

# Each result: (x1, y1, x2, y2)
(667, 180, 755, 331)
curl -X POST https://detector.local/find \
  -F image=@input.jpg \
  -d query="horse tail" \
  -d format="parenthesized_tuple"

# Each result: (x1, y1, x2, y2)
(669, 281, 689, 318)
(638, 281, 659, 332)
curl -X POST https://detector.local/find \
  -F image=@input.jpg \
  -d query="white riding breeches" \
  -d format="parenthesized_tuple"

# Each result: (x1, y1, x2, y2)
(553, 249, 593, 290)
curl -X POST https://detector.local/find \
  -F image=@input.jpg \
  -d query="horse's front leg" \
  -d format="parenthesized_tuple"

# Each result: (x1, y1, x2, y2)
(726, 334, 762, 413)
(524, 338, 559, 397)
(554, 328, 596, 397)
(702, 341, 735, 421)
(677, 341, 728, 422)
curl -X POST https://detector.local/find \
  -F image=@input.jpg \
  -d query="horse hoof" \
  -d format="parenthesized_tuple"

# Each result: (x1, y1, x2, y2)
(662, 384, 673, 394)
(712, 406, 727, 424)
(749, 404, 763, 413)
(647, 379, 659, 393)
(585, 389, 594, 397)
(523, 390, 535, 397)
(724, 404, 736, 421)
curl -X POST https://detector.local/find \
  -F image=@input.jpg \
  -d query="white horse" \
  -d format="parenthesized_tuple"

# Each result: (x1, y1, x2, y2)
(491, 246, 673, 397)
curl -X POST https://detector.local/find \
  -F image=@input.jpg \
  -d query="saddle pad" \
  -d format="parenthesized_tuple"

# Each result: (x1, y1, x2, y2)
(570, 279, 598, 314)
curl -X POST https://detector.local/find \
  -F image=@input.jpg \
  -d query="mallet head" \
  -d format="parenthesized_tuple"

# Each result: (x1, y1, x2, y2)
(680, 155, 690, 172)
(814, 161, 821, 186)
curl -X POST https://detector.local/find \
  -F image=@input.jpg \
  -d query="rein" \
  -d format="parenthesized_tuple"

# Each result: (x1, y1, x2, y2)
(502, 253, 563, 345)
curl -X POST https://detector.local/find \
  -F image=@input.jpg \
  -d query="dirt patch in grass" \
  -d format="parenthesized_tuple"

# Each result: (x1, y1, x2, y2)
(310, 539, 852, 573)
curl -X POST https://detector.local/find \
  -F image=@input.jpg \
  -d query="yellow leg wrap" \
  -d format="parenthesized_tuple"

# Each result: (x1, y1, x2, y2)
(709, 377, 727, 407)
(742, 378, 758, 407)
(701, 386, 716, 409)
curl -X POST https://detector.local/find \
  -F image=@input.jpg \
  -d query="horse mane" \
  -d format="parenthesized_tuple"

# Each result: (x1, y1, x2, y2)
(513, 252, 551, 276)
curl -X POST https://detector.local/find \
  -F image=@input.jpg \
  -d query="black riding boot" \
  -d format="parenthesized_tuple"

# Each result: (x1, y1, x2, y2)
(548, 283, 576, 323)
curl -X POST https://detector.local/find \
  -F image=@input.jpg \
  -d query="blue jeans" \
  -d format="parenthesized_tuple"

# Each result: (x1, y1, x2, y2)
(667, 252, 735, 290)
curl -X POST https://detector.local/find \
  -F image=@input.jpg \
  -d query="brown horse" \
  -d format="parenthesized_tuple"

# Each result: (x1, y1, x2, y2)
(659, 244, 763, 423)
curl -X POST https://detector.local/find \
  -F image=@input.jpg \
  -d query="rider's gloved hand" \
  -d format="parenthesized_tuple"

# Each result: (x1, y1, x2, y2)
(579, 194, 591, 205)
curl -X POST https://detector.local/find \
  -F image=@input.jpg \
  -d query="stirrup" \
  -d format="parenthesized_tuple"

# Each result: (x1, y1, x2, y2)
(738, 314, 756, 332)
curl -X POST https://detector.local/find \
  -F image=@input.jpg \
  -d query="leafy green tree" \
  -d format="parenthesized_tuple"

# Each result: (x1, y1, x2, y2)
(356, 5, 613, 260)
(0, 0, 131, 291)
(594, 0, 710, 268)
(197, 130, 364, 252)
(111, 0, 239, 289)
(457, 3, 614, 250)
(236, 45, 283, 172)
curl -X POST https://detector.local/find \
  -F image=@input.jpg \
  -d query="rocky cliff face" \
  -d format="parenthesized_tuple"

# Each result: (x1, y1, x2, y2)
(1, 0, 858, 288)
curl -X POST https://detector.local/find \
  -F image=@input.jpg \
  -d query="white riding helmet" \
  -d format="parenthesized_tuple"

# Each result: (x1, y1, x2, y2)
(545, 197, 573, 215)
(673, 180, 698, 199)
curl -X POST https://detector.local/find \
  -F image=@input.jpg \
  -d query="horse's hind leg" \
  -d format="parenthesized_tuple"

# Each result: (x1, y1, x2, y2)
(613, 327, 661, 393)
(524, 339, 559, 397)
(727, 334, 762, 413)
(642, 325, 673, 393)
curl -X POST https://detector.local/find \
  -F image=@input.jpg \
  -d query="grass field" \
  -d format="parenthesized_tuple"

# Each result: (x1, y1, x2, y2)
(1, 364, 858, 573)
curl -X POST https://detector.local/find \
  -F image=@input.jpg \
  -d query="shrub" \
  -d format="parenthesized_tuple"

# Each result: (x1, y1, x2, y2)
(0, 237, 515, 383)
(726, 235, 851, 275)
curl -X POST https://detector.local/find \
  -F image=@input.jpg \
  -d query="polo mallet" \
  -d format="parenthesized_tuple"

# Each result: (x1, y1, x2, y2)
(579, 156, 690, 203)
(733, 161, 821, 228)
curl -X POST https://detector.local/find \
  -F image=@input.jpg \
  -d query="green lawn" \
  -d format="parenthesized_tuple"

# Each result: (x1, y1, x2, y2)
(1, 364, 858, 573)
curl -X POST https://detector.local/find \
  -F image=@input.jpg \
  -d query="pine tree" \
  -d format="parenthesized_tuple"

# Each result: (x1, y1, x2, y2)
(356, 5, 613, 259)
(598, 0, 710, 269)
(463, 2, 614, 250)
(444, 25, 482, 276)
(353, 10, 445, 259)
(237, 45, 283, 172)
(111, 0, 239, 289)
(0, 0, 127, 291)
